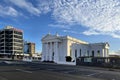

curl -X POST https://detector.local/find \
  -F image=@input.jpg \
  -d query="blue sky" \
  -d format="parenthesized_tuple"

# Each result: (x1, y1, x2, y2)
(0, 0, 120, 54)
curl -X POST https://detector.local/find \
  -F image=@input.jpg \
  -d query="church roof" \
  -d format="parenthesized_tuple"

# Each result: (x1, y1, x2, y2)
(42, 33, 88, 44)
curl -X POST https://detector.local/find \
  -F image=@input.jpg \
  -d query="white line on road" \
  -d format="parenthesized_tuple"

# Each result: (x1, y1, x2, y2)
(16, 69, 32, 73)
(4, 61, 12, 64)
(47, 69, 55, 71)
(87, 72, 102, 76)
(63, 70, 76, 74)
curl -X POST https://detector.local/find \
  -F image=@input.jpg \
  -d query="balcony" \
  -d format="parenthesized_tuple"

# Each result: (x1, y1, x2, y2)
(14, 35, 23, 39)
(14, 31, 22, 35)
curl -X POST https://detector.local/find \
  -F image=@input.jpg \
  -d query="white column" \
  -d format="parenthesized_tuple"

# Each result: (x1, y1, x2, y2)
(104, 48, 108, 62)
(54, 42, 58, 63)
(47, 43, 49, 61)
(104, 48, 106, 57)
(49, 42, 52, 61)
(44, 43, 46, 61)
(41, 43, 45, 61)
(47, 44, 50, 61)
(56, 42, 59, 62)
(102, 49, 105, 57)
(72, 46, 75, 61)
(45, 43, 48, 61)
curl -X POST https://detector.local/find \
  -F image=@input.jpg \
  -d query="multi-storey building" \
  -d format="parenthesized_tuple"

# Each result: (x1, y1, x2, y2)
(24, 41, 35, 57)
(0, 26, 23, 59)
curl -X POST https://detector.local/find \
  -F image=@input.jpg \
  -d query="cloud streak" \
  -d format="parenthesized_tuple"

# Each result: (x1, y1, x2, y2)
(110, 50, 120, 55)
(9, 0, 41, 16)
(49, 24, 71, 29)
(0, 5, 19, 17)
(1, 0, 120, 38)
(63, 30, 81, 35)
(50, 0, 120, 38)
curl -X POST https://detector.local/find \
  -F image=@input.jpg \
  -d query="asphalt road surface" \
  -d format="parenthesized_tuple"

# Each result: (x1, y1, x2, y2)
(0, 61, 120, 80)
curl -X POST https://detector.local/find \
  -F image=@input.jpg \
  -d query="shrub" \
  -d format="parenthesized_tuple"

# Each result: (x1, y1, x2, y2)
(66, 56, 72, 62)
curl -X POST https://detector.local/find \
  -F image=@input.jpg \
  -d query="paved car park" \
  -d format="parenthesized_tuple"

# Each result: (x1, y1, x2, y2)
(0, 61, 120, 80)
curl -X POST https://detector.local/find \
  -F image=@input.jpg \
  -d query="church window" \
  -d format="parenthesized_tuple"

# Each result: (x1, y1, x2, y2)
(87, 50, 89, 57)
(75, 49, 77, 57)
(92, 50, 94, 57)
(97, 50, 100, 57)
(80, 49, 81, 57)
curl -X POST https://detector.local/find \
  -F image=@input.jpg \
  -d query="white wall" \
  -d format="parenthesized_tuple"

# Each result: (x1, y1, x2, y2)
(71, 43, 109, 60)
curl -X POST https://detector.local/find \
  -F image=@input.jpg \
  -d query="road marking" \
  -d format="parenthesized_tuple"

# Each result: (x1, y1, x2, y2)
(16, 69, 32, 73)
(63, 70, 76, 74)
(86, 72, 102, 76)
(4, 61, 12, 64)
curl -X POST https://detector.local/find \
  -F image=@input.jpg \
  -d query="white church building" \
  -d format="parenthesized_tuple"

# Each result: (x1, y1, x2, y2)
(41, 34, 109, 65)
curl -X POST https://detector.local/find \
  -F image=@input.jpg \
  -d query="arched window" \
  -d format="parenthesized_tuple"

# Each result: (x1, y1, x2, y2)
(92, 50, 94, 57)
(75, 49, 77, 57)
(97, 50, 100, 57)
(87, 50, 89, 57)
(80, 49, 81, 57)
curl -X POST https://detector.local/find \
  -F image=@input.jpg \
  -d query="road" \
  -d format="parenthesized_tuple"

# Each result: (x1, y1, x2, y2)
(0, 61, 120, 80)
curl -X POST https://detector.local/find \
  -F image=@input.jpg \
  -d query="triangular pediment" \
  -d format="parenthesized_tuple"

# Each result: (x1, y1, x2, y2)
(42, 34, 62, 42)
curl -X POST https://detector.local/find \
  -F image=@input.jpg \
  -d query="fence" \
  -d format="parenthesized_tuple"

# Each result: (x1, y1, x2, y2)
(76, 57, 120, 68)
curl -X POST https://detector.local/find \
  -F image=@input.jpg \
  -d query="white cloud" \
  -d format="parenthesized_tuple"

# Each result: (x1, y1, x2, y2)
(116, 50, 120, 55)
(46, 0, 120, 38)
(9, 0, 41, 16)
(83, 30, 120, 38)
(83, 30, 100, 36)
(49, 24, 71, 29)
(63, 30, 81, 35)
(1, 0, 120, 39)
(37, 0, 53, 14)
(109, 33, 120, 39)
(110, 50, 120, 55)
(0, 5, 19, 17)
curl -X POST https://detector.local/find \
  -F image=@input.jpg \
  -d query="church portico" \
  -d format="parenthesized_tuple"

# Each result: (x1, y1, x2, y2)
(42, 35, 61, 63)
